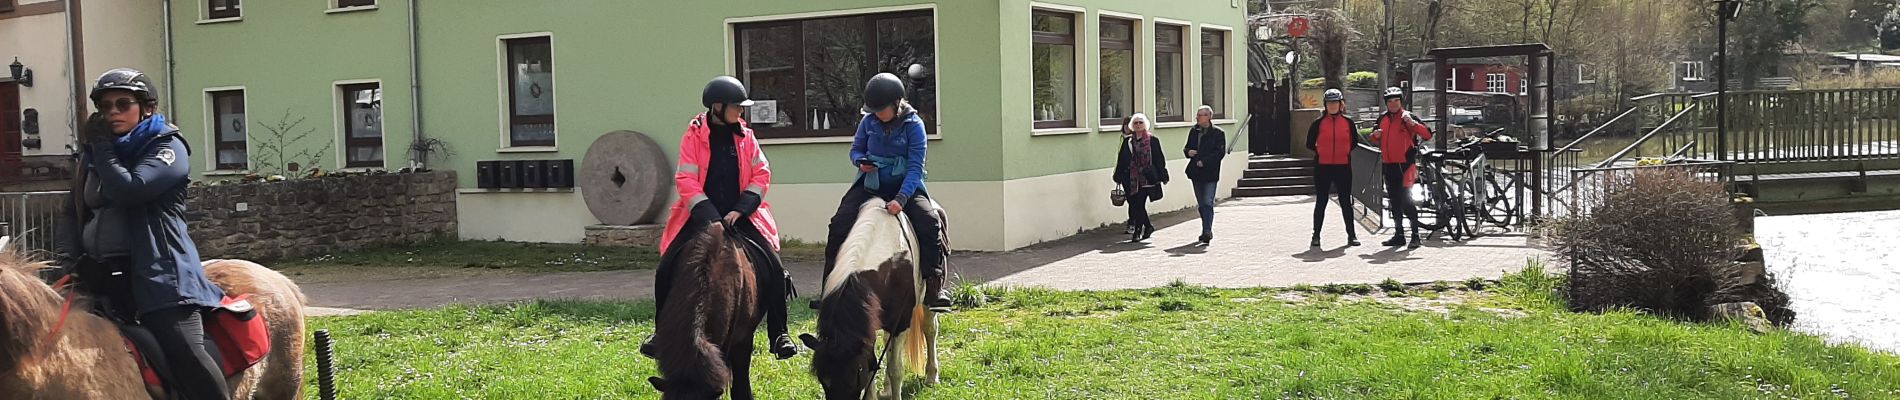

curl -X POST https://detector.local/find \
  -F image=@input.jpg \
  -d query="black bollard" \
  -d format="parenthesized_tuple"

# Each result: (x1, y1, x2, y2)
(315, 329, 337, 400)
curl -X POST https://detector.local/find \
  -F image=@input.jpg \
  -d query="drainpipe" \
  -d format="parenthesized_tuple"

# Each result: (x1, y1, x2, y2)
(63, 0, 79, 145)
(407, 0, 426, 169)
(163, 0, 178, 111)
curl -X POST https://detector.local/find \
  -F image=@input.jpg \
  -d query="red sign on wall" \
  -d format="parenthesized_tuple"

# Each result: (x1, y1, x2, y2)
(1288, 17, 1311, 38)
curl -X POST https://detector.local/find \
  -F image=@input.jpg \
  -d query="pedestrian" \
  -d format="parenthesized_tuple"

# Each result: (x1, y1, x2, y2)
(1368, 87, 1432, 249)
(1115, 113, 1169, 242)
(1184, 105, 1227, 245)
(1306, 88, 1363, 247)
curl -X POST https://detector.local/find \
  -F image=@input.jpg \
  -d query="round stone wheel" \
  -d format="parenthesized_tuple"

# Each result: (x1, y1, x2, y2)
(580, 130, 673, 225)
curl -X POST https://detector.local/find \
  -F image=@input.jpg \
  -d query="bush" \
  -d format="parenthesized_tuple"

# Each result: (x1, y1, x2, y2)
(1548, 167, 1792, 324)
(1347, 71, 1380, 88)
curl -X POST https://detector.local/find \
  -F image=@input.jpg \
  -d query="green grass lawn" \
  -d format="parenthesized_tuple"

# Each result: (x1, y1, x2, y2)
(303, 269, 1900, 399)
(264, 239, 828, 283)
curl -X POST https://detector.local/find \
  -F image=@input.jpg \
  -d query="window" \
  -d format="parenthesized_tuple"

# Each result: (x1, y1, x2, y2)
(1447, 68, 1457, 91)
(734, 10, 937, 138)
(1099, 17, 1138, 126)
(339, 83, 383, 168)
(1520, 77, 1528, 95)
(209, 90, 247, 170)
(1031, 10, 1078, 129)
(1681, 61, 1706, 81)
(207, 0, 240, 19)
(336, 0, 374, 8)
(1200, 29, 1228, 118)
(1577, 64, 1596, 84)
(504, 36, 555, 147)
(1486, 73, 1506, 93)
(1155, 24, 1186, 122)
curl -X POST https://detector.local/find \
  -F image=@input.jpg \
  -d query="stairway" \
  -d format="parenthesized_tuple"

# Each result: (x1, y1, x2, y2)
(1233, 155, 1315, 198)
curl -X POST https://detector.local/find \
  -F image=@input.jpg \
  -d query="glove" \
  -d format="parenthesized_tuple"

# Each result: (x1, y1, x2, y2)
(690, 201, 722, 225)
(79, 113, 115, 146)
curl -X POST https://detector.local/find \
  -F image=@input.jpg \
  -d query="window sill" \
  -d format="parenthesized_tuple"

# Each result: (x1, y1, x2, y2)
(457, 188, 577, 194)
(1213, 119, 1239, 125)
(758, 134, 943, 146)
(1153, 121, 1195, 129)
(497, 146, 559, 154)
(1683, 78, 1706, 82)
(1033, 127, 1092, 136)
(325, 5, 378, 14)
(338, 167, 384, 173)
(196, 17, 242, 25)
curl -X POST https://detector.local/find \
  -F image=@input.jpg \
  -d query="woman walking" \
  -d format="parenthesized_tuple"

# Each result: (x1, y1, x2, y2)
(1115, 113, 1169, 242)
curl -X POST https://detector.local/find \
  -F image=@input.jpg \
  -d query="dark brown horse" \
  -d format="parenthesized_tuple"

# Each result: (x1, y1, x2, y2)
(647, 223, 764, 400)
(800, 199, 942, 400)
(0, 237, 308, 399)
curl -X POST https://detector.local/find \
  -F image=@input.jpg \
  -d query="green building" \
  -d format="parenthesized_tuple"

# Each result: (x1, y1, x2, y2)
(168, 0, 1250, 251)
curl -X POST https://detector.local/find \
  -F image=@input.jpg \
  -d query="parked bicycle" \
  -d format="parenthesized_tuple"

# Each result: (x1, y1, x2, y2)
(1411, 129, 1523, 240)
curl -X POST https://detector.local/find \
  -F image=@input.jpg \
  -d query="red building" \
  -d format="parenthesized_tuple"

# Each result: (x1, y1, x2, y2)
(1445, 64, 1528, 95)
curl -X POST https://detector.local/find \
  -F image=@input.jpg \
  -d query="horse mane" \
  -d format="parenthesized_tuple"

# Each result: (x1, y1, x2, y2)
(809, 272, 880, 381)
(823, 199, 915, 298)
(652, 223, 736, 397)
(0, 244, 62, 375)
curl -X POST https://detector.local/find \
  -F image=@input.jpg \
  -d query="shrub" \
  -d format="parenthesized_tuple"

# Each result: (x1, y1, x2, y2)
(1378, 278, 1406, 292)
(1347, 71, 1381, 88)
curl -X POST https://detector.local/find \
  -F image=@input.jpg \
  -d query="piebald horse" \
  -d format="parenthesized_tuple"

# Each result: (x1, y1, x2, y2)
(0, 237, 309, 399)
(800, 199, 944, 400)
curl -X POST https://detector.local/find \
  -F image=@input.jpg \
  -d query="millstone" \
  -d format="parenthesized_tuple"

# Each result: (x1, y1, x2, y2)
(580, 130, 672, 225)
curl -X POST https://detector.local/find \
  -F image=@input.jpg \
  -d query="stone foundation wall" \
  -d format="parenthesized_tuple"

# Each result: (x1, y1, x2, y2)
(185, 171, 458, 260)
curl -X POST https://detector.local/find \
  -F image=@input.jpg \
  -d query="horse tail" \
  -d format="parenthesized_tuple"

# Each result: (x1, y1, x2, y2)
(900, 302, 928, 376)
(654, 230, 732, 392)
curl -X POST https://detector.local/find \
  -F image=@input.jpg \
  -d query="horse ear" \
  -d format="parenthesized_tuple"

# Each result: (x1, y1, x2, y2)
(799, 333, 823, 349)
(648, 377, 667, 392)
(0, 236, 12, 254)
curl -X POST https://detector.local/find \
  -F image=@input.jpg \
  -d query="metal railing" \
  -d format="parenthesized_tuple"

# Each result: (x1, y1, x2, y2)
(1564, 161, 1735, 218)
(1711, 88, 1900, 162)
(0, 191, 70, 256)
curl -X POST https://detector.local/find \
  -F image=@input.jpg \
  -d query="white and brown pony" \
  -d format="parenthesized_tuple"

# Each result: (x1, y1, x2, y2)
(647, 223, 764, 400)
(800, 199, 943, 400)
(0, 237, 308, 399)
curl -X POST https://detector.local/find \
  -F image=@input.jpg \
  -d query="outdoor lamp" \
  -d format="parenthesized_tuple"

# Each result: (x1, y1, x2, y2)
(1717, 0, 1744, 21)
(8, 57, 31, 87)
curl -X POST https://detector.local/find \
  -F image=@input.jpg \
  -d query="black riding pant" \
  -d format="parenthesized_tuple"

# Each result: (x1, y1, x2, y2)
(144, 306, 231, 400)
(823, 185, 943, 286)
(1383, 163, 1420, 236)
(1312, 165, 1357, 238)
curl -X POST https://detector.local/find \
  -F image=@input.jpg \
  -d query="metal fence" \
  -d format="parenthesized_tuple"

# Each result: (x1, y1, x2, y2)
(0, 191, 70, 257)
(1564, 161, 1733, 218)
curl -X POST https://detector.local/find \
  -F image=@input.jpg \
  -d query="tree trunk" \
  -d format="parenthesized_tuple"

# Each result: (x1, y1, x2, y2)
(1381, 0, 1394, 88)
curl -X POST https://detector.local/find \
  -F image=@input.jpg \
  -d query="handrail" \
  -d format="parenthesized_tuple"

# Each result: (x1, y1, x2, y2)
(1224, 114, 1254, 153)
(1548, 106, 1639, 163)
(1595, 104, 1700, 169)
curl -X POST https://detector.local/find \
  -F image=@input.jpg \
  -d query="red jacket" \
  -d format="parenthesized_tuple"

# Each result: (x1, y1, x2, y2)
(1371, 111, 1433, 164)
(1305, 114, 1362, 166)
(660, 113, 781, 254)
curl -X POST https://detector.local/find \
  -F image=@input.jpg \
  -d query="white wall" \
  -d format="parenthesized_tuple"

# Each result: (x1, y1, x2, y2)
(1000, 150, 1247, 249)
(1, 11, 73, 156)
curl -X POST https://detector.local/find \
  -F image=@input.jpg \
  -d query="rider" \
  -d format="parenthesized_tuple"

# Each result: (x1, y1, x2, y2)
(51, 68, 230, 400)
(1306, 88, 1364, 248)
(1368, 87, 1432, 249)
(643, 76, 798, 360)
(820, 72, 951, 310)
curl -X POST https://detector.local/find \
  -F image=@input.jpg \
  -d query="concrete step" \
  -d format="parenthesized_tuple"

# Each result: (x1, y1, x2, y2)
(1249, 158, 1313, 170)
(1234, 185, 1314, 197)
(1239, 176, 1313, 188)
(1243, 167, 1312, 179)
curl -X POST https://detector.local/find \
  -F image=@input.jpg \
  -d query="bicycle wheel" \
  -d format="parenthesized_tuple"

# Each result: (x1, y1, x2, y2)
(1410, 163, 1450, 232)
(1480, 167, 1521, 227)
(1441, 161, 1477, 240)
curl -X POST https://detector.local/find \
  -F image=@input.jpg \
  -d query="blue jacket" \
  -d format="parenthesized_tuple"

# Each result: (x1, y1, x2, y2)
(850, 110, 928, 199)
(59, 125, 224, 316)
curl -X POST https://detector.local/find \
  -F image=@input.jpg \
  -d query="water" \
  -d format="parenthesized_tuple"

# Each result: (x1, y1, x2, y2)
(1756, 210, 1900, 353)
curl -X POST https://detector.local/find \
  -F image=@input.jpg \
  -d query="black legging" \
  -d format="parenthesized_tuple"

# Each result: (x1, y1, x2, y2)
(823, 185, 944, 284)
(1383, 163, 1419, 236)
(144, 306, 231, 400)
(1312, 165, 1357, 238)
(653, 220, 791, 340)
(1126, 187, 1156, 233)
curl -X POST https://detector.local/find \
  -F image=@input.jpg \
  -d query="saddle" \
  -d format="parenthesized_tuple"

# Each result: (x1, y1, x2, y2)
(115, 295, 273, 389)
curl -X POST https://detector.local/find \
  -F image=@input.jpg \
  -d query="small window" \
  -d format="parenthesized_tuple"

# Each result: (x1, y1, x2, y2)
(504, 36, 555, 147)
(339, 83, 383, 168)
(1577, 64, 1597, 84)
(336, 0, 375, 8)
(1520, 77, 1528, 95)
(1486, 73, 1506, 93)
(733, 10, 937, 138)
(1681, 61, 1706, 81)
(209, 90, 247, 171)
(1155, 24, 1187, 123)
(1447, 68, 1457, 91)
(1099, 16, 1138, 126)
(1200, 29, 1229, 119)
(1031, 10, 1078, 129)
(207, 0, 241, 19)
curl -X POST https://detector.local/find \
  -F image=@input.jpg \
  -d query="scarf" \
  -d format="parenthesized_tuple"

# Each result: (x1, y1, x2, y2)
(1128, 133, 1155, 189)
(114, 113, 169, 161)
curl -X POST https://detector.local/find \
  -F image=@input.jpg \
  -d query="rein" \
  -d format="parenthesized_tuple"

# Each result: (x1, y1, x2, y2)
(36, 274, 80, 353)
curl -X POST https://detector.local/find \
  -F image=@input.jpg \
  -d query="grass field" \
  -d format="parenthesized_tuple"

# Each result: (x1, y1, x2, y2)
(299, 265, 1900, 399)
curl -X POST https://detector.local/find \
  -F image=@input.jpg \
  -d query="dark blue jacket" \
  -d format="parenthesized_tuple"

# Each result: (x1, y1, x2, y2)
(58, 126, 224, 316)
(849, 109, 928, 200)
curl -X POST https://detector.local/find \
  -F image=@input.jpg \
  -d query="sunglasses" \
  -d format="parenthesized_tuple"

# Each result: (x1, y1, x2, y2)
(96, 98, 141, 114)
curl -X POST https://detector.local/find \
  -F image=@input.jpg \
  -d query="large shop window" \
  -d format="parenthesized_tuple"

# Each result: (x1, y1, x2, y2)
(735, 10, 937, 139)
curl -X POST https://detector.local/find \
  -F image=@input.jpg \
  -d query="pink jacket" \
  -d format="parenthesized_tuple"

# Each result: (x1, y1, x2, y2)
(659, 113, 781, 254)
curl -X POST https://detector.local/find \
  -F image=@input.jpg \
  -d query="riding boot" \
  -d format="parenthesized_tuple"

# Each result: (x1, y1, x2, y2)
(925, 275, 952, 310)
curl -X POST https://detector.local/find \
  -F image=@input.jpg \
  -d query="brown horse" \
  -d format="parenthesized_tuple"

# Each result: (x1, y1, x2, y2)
(800, 199, 942, 400)
(646, 223, 764, 400)
(0, 238, 308, 399)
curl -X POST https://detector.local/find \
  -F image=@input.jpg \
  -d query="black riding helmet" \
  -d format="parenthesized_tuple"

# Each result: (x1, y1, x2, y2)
(89, 68, 159, 107)
(702, 76, 754, 109)
(861, 73, 905, 114)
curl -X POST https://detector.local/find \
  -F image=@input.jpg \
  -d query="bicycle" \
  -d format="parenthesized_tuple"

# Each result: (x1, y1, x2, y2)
(1411, 128, 1523, 240)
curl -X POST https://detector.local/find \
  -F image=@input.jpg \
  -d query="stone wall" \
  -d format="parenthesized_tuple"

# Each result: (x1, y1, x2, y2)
(185, 171, 458, 260)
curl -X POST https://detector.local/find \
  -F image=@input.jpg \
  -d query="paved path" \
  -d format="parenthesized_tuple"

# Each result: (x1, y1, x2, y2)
(301, 197, 1551, 315)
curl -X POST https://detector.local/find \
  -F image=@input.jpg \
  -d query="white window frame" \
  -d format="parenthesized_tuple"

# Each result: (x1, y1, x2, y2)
(1577, 64, 1596, 84)
(333, 79, 386, 170)
(202, 86, 250, 173)
(1096, 10, 1144, 129)
(1520, 76, 1528, 95)
(1029, 2, 1091, 136)
(1151, 18, 1192, 127)
(327, 0, 378, 14)
(197, 0, 243, 24)
(1198, 23, 1236, 123)
(723, 3, 945, 144)
(1682, 61, 1707, 81)
(1447, 68, 1457, 91)
(1486, 73, 1506, 94)
(496, 32, 558, 153)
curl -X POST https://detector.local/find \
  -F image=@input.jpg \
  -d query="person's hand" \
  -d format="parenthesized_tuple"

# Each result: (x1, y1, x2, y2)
(723, 211, 742, 226)
(1196, 161, 1204, 167)
(859, 164, 876, 173)
(80, 113, 114, 146)
(885, 200, 903, 215)
(1187, 149, 1198, 157)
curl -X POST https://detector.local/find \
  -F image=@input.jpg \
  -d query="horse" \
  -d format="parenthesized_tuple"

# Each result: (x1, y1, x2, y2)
(0, 237, 308, 399)
(799, 199, 944, 400)
(646, 222, 764, 400)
